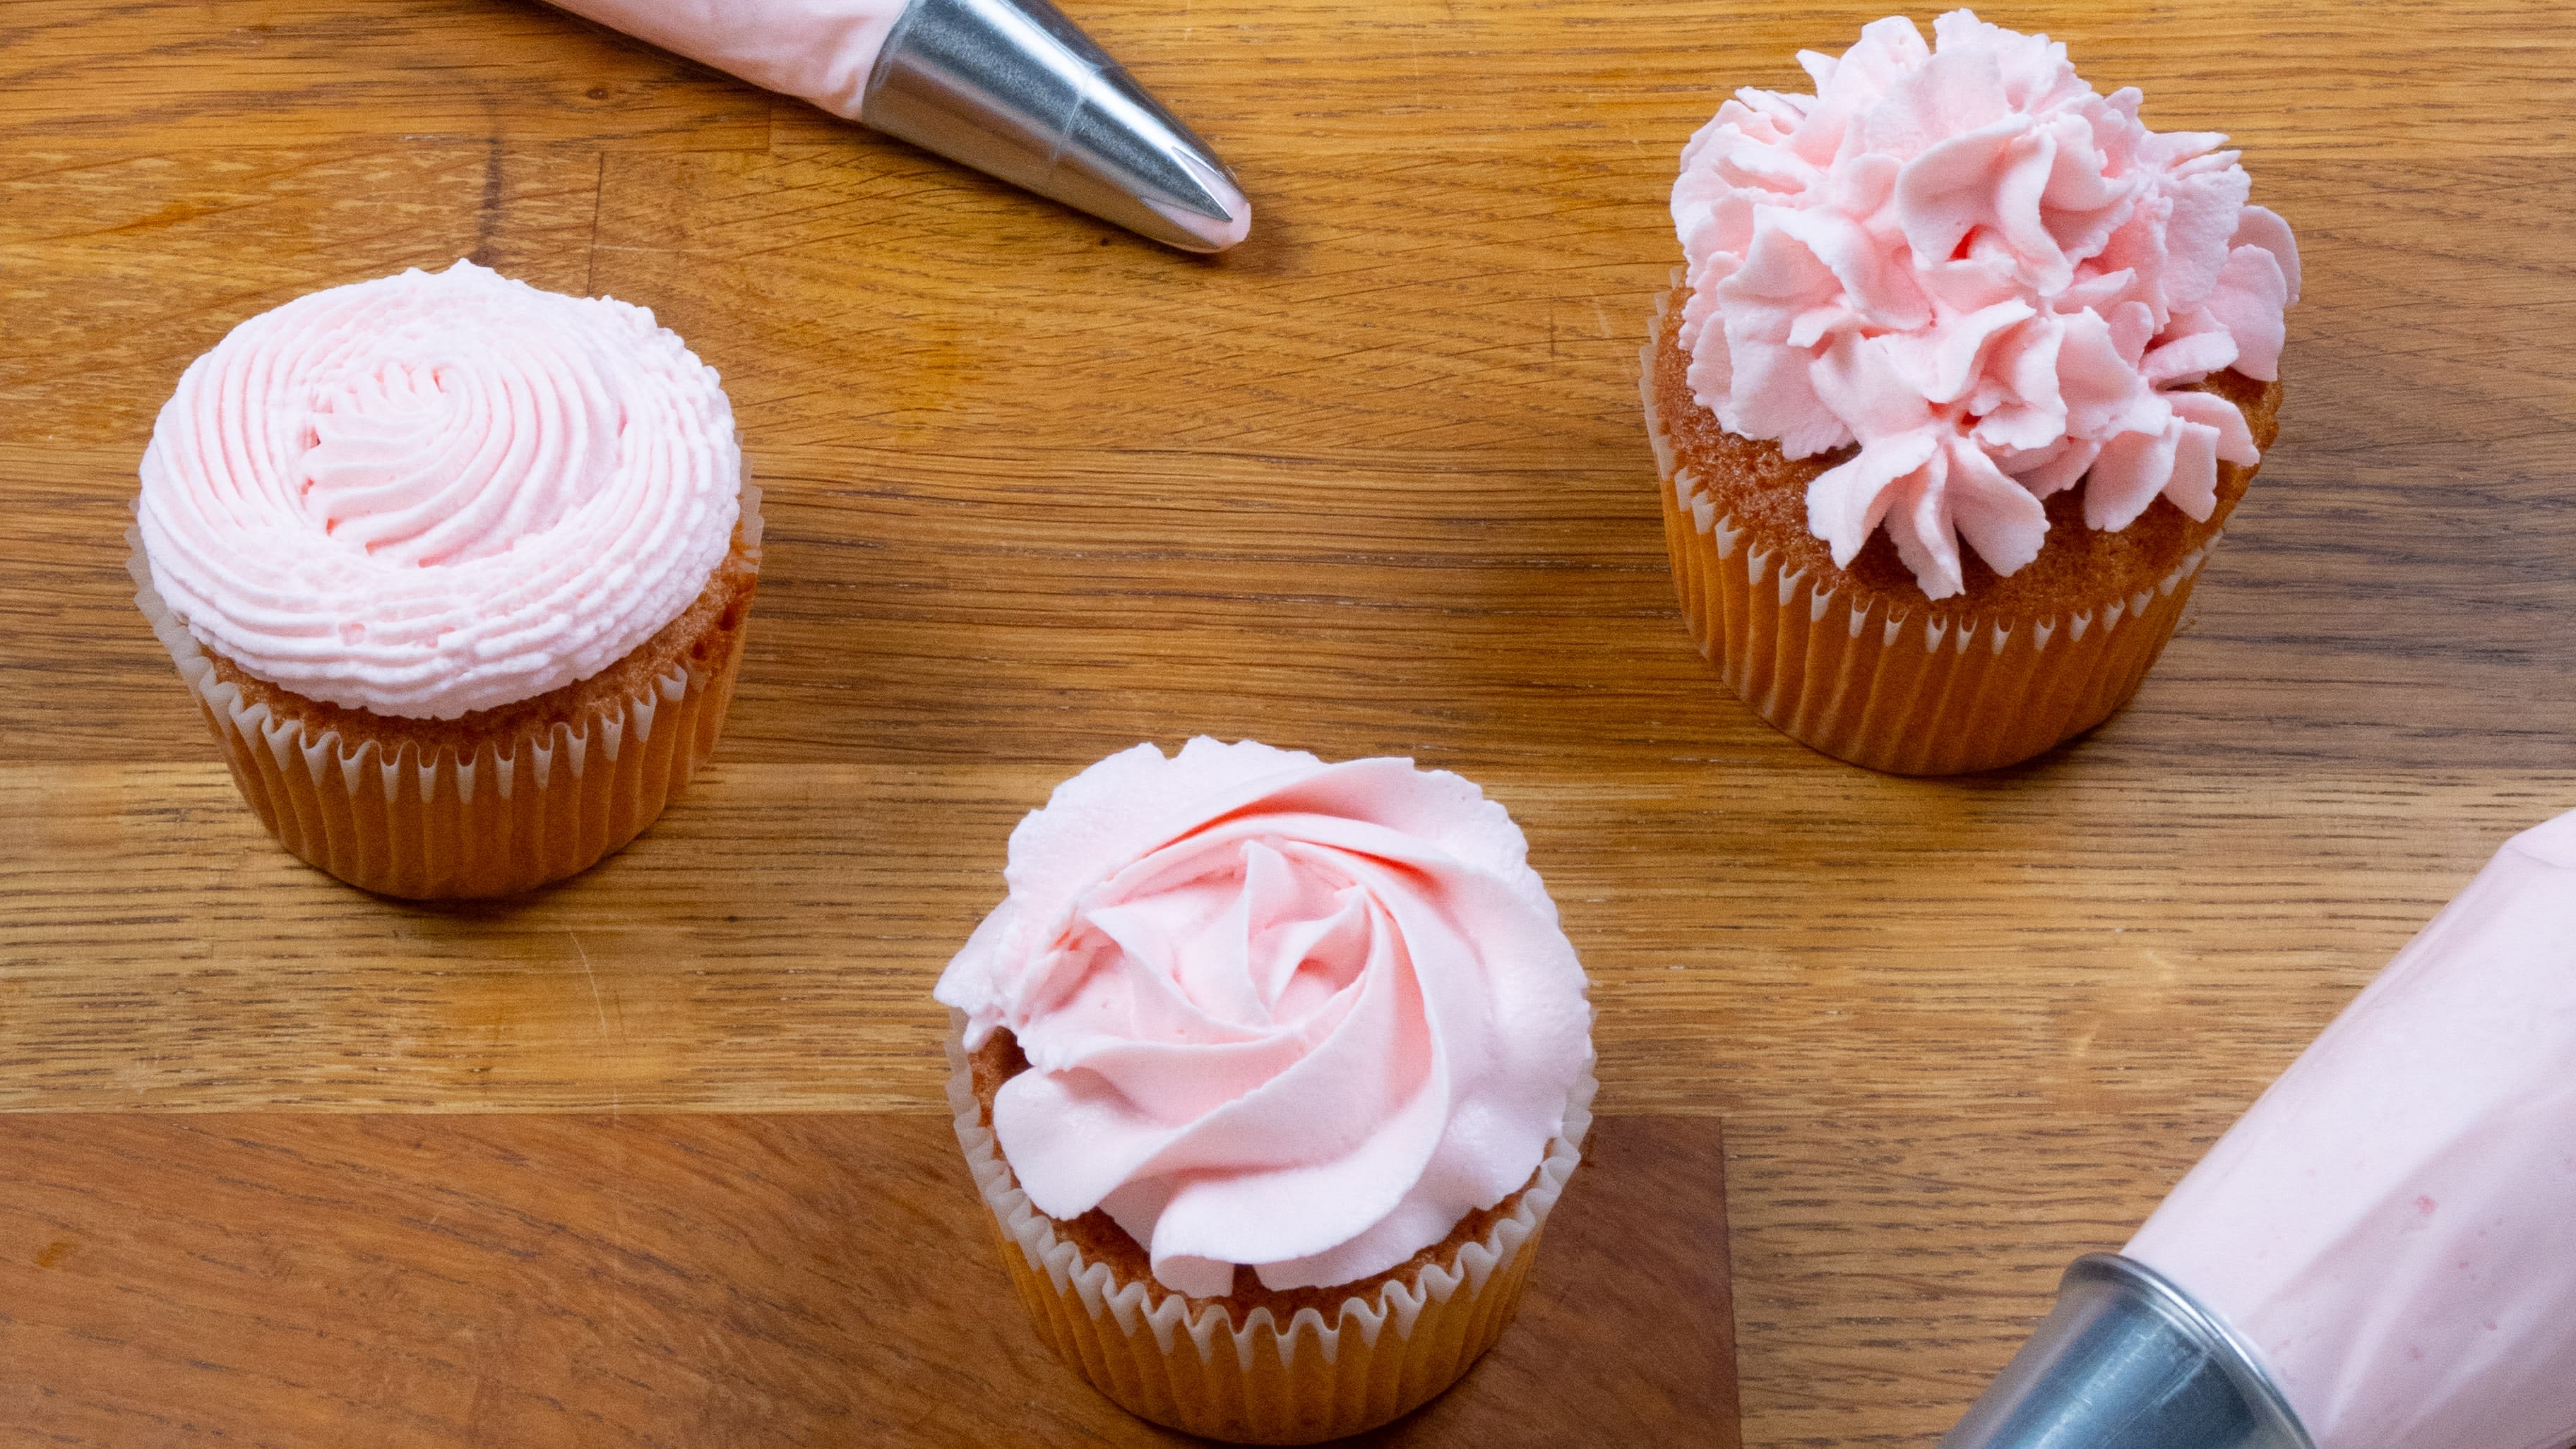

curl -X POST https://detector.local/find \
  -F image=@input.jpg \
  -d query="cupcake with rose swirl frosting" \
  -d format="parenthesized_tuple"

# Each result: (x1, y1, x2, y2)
(936, 738, 1595, 1444)
(1646, 11, 2298, 774)
(129, 260, 758, 898)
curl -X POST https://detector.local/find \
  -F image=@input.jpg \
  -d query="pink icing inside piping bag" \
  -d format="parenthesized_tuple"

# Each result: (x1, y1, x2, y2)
(546, 0, 910, 119)
(542, 0, 1252, 253)
(1672, 10, 2298, 598)
(935, 740, 1594, 1297)
(2125, 811, 2576, 1449)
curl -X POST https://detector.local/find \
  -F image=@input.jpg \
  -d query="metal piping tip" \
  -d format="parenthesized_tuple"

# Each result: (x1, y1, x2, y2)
(1944, 1256, 2315, 1449)
(860, 0, 1251, 253)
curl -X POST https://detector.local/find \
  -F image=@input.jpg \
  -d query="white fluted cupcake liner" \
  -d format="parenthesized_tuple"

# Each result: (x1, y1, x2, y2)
(126, 490, 759, 898)
(1642, 289, 2212, 775)
(946, 1011, 1594, 1444)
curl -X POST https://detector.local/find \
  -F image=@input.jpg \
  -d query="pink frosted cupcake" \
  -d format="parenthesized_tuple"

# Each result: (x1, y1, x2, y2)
(131, 261, 758, 898)
(1647, 11, 2298, 773)
(936, 739, 1597, 1443)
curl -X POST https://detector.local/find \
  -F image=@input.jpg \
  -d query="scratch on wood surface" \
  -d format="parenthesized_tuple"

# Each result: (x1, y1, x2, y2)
(569, 931, 609, 1036)
(583, 150, 604, 295)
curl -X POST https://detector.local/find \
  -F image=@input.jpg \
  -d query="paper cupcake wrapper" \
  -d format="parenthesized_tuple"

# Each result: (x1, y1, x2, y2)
(946, 1012, 1594, 1445)
(1643, 289, 2210, 775)
(126, 490, 759, 899)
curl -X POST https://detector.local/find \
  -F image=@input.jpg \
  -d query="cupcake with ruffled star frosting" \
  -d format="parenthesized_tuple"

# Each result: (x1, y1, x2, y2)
(1645, 10, 2298, 774)
(130, 260, 760, 897)
(936, 738, 1596, 1444)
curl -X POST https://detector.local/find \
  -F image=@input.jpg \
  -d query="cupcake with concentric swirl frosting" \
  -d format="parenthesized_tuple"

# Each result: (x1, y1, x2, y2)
(130, 260, 758, 898)
(1647, 11, 2298, 774)
(936, 739, 1596, 1444)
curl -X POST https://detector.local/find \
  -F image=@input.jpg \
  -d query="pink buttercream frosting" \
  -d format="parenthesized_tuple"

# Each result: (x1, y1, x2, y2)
(1671, 11, 2300, 599)
(934, 739, 1594, 1298)
(136, 261, 742, 719)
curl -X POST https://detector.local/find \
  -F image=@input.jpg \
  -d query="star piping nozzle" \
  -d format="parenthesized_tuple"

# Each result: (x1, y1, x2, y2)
(861, 0, 1251, 252)
(1943, 1255, 2315, 1449)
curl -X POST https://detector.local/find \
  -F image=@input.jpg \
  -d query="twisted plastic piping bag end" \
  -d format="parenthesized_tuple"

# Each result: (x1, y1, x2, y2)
(1943, 1255, 2316, 1449)
(860, 0, 1250, 252)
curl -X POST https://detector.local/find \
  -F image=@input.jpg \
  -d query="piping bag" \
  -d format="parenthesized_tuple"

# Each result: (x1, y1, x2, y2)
(544, 0, 1248, 251)
(1948, 810, 2576, 1449)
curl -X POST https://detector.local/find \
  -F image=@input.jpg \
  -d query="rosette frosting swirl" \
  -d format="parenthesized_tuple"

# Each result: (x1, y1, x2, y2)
(136, 260, 742, 718)
(1672, 10, 2300, 599)
(936, 739, 1594, 1297)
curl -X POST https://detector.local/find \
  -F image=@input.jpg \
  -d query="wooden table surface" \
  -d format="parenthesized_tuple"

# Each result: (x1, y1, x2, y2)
(4, 0, 2572, 1444)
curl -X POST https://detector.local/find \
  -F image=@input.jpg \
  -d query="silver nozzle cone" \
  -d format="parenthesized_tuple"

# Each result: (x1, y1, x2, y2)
(1944, 1256, 2315, 1449)
(859, 0, 1249, 252)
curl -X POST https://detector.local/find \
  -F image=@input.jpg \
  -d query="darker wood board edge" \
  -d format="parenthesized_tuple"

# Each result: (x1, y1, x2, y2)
(0, 1113, 1736, 1448)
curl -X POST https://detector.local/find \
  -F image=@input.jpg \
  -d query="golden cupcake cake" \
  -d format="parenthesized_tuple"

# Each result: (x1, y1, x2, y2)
(935, 739, 1597, 1443)
(130, 260, 759, 898)
(1647, 10, 2298, 774)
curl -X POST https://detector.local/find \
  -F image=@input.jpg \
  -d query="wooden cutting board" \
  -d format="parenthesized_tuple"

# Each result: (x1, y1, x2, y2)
(0, 1113, 1733, 1445)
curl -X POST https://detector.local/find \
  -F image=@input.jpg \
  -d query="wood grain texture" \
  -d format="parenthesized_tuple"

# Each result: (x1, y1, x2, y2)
(0, 1113, 1734, 1447)
(7, 759, 2568, 1116)
(4, 1, 2575, 1445)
